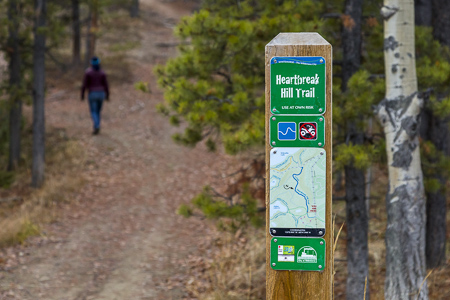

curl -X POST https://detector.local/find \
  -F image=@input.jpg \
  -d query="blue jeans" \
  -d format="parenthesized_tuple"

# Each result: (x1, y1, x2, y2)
(88, 91, 105, 130)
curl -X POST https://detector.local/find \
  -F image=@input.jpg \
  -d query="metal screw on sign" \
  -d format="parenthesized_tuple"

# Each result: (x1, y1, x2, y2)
(320, 151, 324, 155)
(272, 117, 276, 121)
(320, 58, 324, 63)
(274, 239, 277, 243)
(272, 108, 277, 112)
(319, 231, 323, 235)
(318, 265, 323, 269)
(274, 59, 277, 63)
(319, 117, 323, 122)
(272, 263, 276, 267)
(272, 229, 276, 234)
(320, 241, 324, 245)
(318, 143, 322, 147)
(273, 150, 277, 154)
(272, 141, 276, 145)
(319, 108, 323, 113)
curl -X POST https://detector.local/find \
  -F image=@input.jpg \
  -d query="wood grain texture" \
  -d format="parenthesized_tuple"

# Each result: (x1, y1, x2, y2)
(265, 33, 333, 300)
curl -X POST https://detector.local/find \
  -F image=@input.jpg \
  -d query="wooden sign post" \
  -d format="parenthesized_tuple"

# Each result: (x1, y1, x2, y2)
(265, 33, 332, 299)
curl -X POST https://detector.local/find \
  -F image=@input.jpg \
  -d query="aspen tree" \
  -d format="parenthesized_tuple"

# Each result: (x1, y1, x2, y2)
(376, 0, 428, 298)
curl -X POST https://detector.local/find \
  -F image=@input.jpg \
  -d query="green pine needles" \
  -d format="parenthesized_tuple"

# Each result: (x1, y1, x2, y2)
(160, 0, 450, 230)
(155, 0, 324, 155)
(157, 1, 326, 230)
(177, 184, 264, 231)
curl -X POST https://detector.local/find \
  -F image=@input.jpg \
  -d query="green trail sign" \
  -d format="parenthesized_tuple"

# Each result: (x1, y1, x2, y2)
(270, 237, 326, 271)
(270, 57, 326, 115)
(270, 115, 325, 148)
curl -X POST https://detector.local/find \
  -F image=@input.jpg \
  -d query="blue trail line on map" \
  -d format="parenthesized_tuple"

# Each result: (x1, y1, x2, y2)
(292, 168, 314, 219)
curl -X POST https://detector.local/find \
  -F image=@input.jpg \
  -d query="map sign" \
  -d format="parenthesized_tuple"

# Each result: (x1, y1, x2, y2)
(270, 237, 326, 271)
(270, 147, 326, 237)
(270, 115, 325, 148)
(270, 57, 326, 115)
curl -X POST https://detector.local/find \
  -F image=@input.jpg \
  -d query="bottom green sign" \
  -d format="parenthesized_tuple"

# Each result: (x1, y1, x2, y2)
(270, 237, 325, 271)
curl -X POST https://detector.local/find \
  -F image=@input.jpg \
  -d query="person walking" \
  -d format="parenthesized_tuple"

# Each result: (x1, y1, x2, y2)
(81, 56, 110, 135)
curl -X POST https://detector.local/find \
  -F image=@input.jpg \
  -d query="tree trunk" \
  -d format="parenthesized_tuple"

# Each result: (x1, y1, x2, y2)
(89, 8, 97, 58)
(72, 0, 81, 65)
(424, 116, 448, 269)
(341, 0, 369, 299)
(415, 0, 449, 270)
(376, 1, 428, 299)
(341, 0, 363, 91)
(425, 160, 447, 268)
(7, 0, 22, 171)
(88, 1, 98, 60)
(419, 92, 448, 269)
(8, 101, 22, 171)
(431, 0, 450, 45)
(130, 0, 139, 18)
(415, 0, 432, 26)
(85, 10, 91, 67)
(32, 0, 46, 188)
(345, 155, 369, 300)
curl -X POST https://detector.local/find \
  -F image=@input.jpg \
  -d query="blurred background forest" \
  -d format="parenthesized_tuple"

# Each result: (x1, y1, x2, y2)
(1, 0, 450, 299)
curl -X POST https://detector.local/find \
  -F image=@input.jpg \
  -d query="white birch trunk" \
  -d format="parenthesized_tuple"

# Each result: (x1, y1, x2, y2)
(376, 0, 428, 299)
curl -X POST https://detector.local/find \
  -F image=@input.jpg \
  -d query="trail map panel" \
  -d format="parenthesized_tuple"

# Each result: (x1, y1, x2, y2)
(270, 115, 325, 148)
(270, 147, 326, 237)
(270, 57, 326, 115)
(270, 237, 326, 271)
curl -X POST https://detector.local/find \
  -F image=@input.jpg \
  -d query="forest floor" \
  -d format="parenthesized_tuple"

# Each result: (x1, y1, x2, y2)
(0, 0, 241, 299)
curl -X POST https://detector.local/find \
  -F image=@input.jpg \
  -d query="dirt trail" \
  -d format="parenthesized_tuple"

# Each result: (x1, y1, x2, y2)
(0, 1, 230, 299)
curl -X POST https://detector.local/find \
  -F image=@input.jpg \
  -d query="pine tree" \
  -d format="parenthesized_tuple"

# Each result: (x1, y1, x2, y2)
(7, 0, 23, 171)
(156, 0, 324, 155)
(421, 0, 450, 269)
(327, 1, 385, 297)
(85, 0, 99, 65)
(340, 0, 370, 298)
(157, 0, 326, 228)
(130, 0, 139, 18)
(72, 0, 81, 65)
(31, 0, 47, 188)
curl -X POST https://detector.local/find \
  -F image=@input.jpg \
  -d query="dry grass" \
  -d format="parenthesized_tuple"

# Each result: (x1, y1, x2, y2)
(0, 128, 85, 247)
(333, 164, 450, 300)
(182, 162, 450, 300)
(182, 228, 266, 300)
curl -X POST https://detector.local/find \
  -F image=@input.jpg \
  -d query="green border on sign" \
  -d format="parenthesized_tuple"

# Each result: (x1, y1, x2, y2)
(270, 56, 326, 115)
(270, 115, 325, 148)
(270, 237, 325, 271)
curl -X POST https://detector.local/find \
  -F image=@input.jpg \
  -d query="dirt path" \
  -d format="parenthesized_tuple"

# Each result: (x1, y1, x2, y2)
(0, 1, 231, 299)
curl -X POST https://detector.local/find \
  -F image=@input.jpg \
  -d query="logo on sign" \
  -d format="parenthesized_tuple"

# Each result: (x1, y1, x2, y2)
(278, 244, 295, 262)
(278, 122, 296, 141)
(299, 122, 317, 140)
(297, 246, 317, 263)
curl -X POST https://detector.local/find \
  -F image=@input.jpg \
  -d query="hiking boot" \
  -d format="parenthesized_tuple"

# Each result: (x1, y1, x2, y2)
(93, 128, 100, 135)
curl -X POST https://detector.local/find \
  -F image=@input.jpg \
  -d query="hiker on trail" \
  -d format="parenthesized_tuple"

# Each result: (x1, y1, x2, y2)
(81, 56, 110, 135)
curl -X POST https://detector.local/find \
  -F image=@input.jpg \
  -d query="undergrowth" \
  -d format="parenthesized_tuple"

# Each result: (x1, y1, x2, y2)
(0, 127, 85, 247)
(183, 228, 266, 300)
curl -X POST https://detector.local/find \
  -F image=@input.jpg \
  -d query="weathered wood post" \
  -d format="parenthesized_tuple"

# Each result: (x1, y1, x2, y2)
(265, 33, 333, 299)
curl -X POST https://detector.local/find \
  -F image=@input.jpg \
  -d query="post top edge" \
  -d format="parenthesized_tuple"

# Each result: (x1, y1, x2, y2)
(266, 33, 330, 47)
